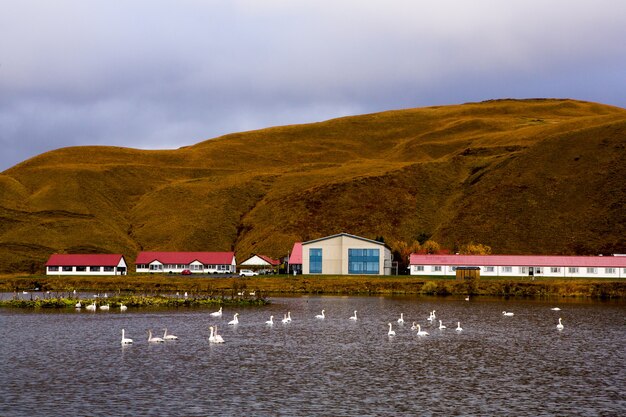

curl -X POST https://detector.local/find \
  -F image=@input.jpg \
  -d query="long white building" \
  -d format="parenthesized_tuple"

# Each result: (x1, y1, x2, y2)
(409, 254, 626, 278)
(135, 251, 236, 274)
(46, 254, 127, 275)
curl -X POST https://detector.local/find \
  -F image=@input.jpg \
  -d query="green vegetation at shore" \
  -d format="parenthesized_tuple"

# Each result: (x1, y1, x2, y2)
(1, 274, 625, 300)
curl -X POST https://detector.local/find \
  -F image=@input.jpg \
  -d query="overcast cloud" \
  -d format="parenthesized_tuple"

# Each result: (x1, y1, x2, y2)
(1, 0, 625, 171)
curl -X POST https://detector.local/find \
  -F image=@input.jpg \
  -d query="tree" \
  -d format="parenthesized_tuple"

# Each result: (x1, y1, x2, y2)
(459, 242, 492, 255)
(422, 240, 441, 254)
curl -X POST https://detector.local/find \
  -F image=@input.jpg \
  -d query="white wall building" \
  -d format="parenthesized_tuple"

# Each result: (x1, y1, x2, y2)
(409, 254, 626, 278)
(135, 251, 236, 274)
(302, 233, 392, 275)
(46, 254, 127, 276)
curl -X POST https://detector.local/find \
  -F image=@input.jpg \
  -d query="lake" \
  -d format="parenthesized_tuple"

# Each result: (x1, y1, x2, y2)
(0, 295, 624, 416)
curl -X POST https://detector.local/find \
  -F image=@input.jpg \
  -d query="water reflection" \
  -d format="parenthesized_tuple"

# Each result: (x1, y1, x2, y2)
(0, 296, 624, 416)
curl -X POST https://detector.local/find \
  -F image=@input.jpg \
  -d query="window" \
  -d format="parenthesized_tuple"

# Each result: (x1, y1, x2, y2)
(62, 266, 73, 272)
(137, 264, 147, 269)
(606, 268, 616, 274)
(191, 264, 202, 271)
(587, 267, 597, 274)
(485, 266, 495, 273)
(48, 266, 59, 272)
(433, 266, 442, 272)
(568, 267, 578, 274)
(76, 266, 86, 272)
(502, 266, 512, 273)
(103, 266, 114, 272)
(520, 267, 528, 274)
(310, 249, 322, 274)
(550, 267, 560, 273)
(535, 267, 542, 274)
(415, 265, 424, 272)
(149, 264, 163, 271)
(89, 266, 100, 272)
(349, 249, 379, 274)
(451, 266, 457, 271)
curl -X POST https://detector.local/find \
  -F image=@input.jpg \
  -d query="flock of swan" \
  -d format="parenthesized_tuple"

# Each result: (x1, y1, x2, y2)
(76, 301, 127, 312)
(118, 305, 566, 345)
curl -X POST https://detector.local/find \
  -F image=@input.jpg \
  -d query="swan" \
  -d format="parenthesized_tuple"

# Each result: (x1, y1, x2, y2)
(249, 291, 256, 296)
(427, 311, 435, 322)
(416, 324, 429, 336)
(388, 323, 396, 336)
(411, 322, 418, 330)
(397, 313, 404, 324)
(465, 296, 470, 301)
(431, 310, 436, 319)
(439, 320, 446, 330)
(75, 301, 82, 308)
(99, 304, 110, 311)
(266, 315, 274, 325)
(556, 318, 564, 330)
(551, 307, 561, 311)
(456, 322, 463, 331)
(86, 302, 96, 311)
(287, 311, 292, 322)
(502, 311, 514, 316)
(119, 303, 127, 311)
(213, 326, 225, 343)
(208, 326, 223, 343)
(22, 291, 28, 295)
(148, 330, 165, 343)
(184, 292, 188, 298)
(315, 309, 325, 319)
(228, 313, 239, 325)
(210, 307, 223, 317)
(121, 329, 133, 345)
(349, 310, 358, 321)
(163, 328, 179, 340)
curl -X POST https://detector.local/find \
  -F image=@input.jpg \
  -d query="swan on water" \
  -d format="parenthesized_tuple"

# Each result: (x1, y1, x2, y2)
(427, 311, 435, 322)
(266, 315, 274, 325)
(502, 311, 514, 316)
(397, 313, 404, 324)
(416, 324, 429, 336)
(551, 307, 561, 311)
(411, 322, 418, 330)
(349, 311, 358, 321)
(163, 328, 179, 340)
(315, 310, 325, 319)
(121, 329, 133, 345)
(465, 296, 470, 301)
(213, 326, 225, 343)
(439, 320, 446, 330)
(556, 318, 564, 330)
(282, 314, 289, 324)
(286, 312, 292, 322)
(210, 307, 223, 317)
(209, 326, 224, 343)
(99, 304, 110, 311)
(75, 301, 82, 308)
(119, 303, 127, 311)
(388, 323, 396, 336)
(148, 330, 165, 343)
(456, 322, 463, 331)
(86, 302, 96, 311)
(228, 313, 239, 325)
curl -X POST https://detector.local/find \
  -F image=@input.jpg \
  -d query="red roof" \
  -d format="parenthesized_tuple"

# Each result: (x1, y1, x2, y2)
(289, 242, 302, 264)
(46, 254, 124, 267)
(135, 251, 235, 265)
(257, 254, 280, 266)
(409, 254, 626, 268)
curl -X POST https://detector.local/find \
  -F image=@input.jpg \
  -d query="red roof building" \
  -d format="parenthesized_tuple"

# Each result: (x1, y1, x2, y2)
(409, 254, 626, 278)
(135, 251, 236, 274)
(46, 254, 127, 275)
(288, 242, 302, 274)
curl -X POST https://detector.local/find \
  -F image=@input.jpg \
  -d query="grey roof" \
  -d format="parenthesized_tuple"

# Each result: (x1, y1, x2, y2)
(302, 233, 388, 248)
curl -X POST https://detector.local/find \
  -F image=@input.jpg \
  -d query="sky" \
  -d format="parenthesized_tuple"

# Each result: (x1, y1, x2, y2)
(1, 0, 625, 171)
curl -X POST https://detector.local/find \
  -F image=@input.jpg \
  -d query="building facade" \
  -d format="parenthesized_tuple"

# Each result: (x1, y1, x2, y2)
(46, 254, 127, 276)
(240, 254, 280, 272)
(135, 252, 236, 274)
(301, 233, 392, 275)
(409, 254, 626, 278)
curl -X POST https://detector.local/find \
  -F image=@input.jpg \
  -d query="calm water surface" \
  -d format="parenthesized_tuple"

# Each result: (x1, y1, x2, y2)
(0, 296, 624, 416)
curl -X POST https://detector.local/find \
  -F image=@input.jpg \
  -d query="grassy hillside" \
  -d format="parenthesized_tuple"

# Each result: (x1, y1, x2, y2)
(1, 99, 625, 273)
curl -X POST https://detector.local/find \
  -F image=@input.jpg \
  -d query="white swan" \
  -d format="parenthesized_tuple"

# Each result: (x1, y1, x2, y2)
(315, 309, 325, 319)
(397, 313, 404, 324)
(208, 326, 224, 343)
(228, 313, 239, 325)
(456, 322, 463, 331)
(163, 328, 179, 340)
(213, 326, 225, 343)
(119, 303, 127, 311)
(184, 292, 188, 298)
(349, 310, 358, 321)
(411, 322, 418, 330)
(416, 324, 429, 336)
(210, 307, 223, 317)
(75, 301, 82, 308)
(465, 296, 470, 301)
(439, 320, 446, 330)
(266, 315, 274, 325)
(148, 330, 165, 343)
(121, 329, 133, 345)
(388, 323, 396, 336)
(287, 311, 292, 322)
(282, 313, 289, 324)
(556, 317, 564, 330)
(427, 311, 435, 322)
(502, 311, 514, 316)
(99, 304, 110, 311)
(86, 302, 96, 311)
(249, 291, 256, 296)
(551, 307, 561, 311)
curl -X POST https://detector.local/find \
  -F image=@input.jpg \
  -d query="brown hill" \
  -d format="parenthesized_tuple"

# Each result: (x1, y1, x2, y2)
(1, 99, 625, 273)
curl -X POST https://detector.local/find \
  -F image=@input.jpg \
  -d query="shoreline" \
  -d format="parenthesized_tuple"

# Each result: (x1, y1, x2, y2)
(1, 274, 625, 299)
